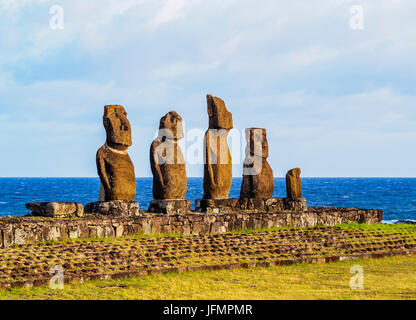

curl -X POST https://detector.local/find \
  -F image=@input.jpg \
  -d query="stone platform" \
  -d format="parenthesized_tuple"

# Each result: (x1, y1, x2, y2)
(84, 201, 139, 217)
(148, 200, 191, 215)
(1, 207, 382, 247)
(195, 198, 307, 213)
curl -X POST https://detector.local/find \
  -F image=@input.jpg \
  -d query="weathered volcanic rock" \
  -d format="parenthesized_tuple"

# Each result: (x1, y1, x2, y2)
(283, 198, 307, 212)
(286, 168, 302, 199)
(148, 200, 191, 215)
(25, 202, 84, 218)
(84, 201, 139, 217)
(203, 95, 233, 200)
(195, 197, 307, 213)
(150, 111, 187, 200)
(96, 105, 136, 202)
(240, 128, 274, 199)
(264, 198, 285, 212)
(195, 199, 239, 213)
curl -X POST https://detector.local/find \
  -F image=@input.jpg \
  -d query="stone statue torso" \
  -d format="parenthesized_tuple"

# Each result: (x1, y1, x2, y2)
(150, 140, 187, 200)
(97, 145, 136, 201)
(240, 158, 274, 199)
(203, 130, 232, 199)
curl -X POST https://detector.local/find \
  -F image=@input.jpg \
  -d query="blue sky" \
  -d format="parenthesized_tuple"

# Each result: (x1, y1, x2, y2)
(0, 0, 415, 177)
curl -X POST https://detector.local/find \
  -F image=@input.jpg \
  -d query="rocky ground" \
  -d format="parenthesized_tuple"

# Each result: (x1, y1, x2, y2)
(0, 224, 416, 289)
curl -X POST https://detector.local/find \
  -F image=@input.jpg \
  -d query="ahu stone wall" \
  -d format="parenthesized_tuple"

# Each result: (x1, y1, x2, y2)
(0, 207, 382, 248)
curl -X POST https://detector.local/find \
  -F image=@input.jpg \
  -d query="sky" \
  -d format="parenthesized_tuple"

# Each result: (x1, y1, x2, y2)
(0, 0, 415, 177)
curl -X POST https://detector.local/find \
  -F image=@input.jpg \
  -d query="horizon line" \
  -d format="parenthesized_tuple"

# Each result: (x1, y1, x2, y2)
(1, 176, 416, 179)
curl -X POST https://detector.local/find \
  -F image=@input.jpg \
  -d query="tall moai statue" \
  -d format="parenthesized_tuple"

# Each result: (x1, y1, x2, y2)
(286, 168, 302, 199)
(203, 95, 233, 200)
(150, 111, 187, 200)
(96, 105, 136, 202)
(240, 128, 274, 199)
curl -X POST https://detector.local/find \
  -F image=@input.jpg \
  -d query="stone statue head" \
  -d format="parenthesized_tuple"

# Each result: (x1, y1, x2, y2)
(103, 105, 132, 148)
(158, 111, 184, 141)
(245, 128, 268, 159)
(287, 168, 301, 178)
(207, 94, 233, 130)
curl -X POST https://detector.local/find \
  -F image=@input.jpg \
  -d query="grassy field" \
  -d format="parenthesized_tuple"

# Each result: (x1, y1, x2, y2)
(1, 254, 416, 300)
(1, 223, 416, 300)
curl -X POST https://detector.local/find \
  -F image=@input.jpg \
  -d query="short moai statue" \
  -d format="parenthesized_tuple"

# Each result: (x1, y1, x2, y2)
(85, 105, 139, 217)
(286, 168, 302, 199)
(240, 128, 274, 199)
(203, 94, 233, 200)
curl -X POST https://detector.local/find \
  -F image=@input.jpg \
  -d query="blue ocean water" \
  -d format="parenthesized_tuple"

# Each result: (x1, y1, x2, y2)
(0, 178, 415, 222)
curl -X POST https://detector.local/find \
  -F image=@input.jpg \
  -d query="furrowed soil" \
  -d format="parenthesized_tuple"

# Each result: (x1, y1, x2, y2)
(0, 223, 416, 291)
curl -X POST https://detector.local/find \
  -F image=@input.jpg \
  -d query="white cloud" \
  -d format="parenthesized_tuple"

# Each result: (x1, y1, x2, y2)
(0, 0, 45, 11)
(149, 0, 186, 28)
(279, 46, 338, 70)
(218, 33, 246, 58)
(151, 60, 220, 80)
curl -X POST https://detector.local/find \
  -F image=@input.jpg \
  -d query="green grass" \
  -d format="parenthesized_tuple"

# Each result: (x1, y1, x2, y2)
(2, 254, 416, 300)
(233, 223, 416, 235)
(336, 222, 416, 231)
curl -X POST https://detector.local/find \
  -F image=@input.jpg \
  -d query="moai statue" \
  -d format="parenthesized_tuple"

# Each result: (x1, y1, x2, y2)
(148, 111, 190, 214)
(96, 105, 136, 201)
(203, 95, 233, 200)
(286, 168, 302, 199)
(150, 111, 187, 200)
(240, 128, 274, 199)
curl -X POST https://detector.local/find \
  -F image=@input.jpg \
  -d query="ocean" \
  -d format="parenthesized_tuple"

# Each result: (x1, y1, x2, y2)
(0, 178, 415, 223)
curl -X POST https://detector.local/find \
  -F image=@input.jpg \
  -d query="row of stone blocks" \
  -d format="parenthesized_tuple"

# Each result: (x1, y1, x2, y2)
(195, 198, 307, 214)
(149, 197, 307, 214)
(26, 198, 307, 218)
(0, 207, 382, 247)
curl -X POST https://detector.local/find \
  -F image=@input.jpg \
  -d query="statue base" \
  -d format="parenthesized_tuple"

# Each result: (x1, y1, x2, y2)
(195, 198, 307, 213)
(84, 201, 140, 217)
(25, 202, 84, 218)
(195, 199, 240, 213)
(148, 200, 191, 215)
(281, 198, 307, 212)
